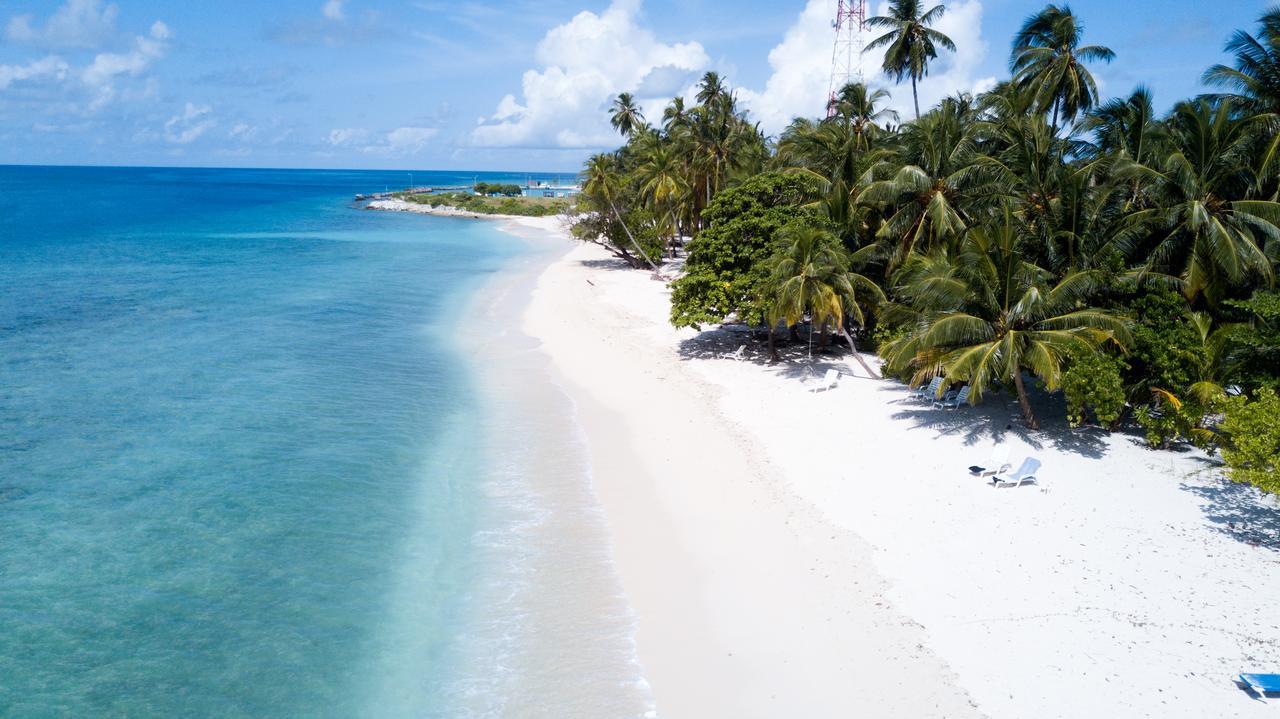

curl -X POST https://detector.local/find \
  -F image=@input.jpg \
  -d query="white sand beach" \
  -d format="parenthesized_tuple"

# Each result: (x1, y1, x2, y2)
(510, 216, 1280, 718)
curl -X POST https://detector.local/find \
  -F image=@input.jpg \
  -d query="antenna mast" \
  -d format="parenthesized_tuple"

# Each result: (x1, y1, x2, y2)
(826, 0, 868, 117)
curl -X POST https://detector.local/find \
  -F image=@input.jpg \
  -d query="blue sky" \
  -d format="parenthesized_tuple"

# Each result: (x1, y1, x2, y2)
(0, 0, 1270, 171)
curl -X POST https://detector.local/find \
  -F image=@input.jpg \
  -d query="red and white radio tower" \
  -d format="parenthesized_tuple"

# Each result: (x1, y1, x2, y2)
(826, 0, 868, 117)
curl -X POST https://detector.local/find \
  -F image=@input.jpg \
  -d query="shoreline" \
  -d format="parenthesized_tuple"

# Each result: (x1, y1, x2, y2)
(518, 221, 981, 717)
(365, 198, 558, 222)
(509, 221, 1280, 717)
(445, 215, 654, 717)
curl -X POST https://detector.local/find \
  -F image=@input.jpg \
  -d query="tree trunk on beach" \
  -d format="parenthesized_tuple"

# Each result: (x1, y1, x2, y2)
(1013, 370, 1039, 429)
(608, 200, 661, 275)
(838, 327, 881, 379)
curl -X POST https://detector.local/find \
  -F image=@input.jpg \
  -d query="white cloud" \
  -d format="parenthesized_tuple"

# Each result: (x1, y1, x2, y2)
(0, 56, 71, 90)
(164, 102, 215, 144)
(382, 126, 438, 153)
(6, 0, 119, 49)
(328, 127, 369, 146)
(471, 0, 709, 148)
(739, 0, 995, 135)
(329, 126, 438, 154)
(82, 20, 171, 110)
(229, 123, 258, 141)
(322, 0, 346, 21)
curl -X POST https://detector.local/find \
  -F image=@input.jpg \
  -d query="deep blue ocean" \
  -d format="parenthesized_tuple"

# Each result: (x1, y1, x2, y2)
(0, 166, 555, 716)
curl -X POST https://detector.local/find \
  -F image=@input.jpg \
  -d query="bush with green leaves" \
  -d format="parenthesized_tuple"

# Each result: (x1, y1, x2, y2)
(1125, 291, 1204, 395)
(1063, 347, 1128, 428)
(1224, 291, 1280, 391)
(473, 182, 523, 197)
(670, 172, 822, 329)
(1217, 388, 1280, 494)
(1134, 390, 1220, 450)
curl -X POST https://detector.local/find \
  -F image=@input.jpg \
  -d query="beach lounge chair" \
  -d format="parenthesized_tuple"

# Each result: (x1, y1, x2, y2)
(812, 369, 840, 392)
(913, 376, 943, 401)
(722, 344, 747, 361)
(934, 385, 970, 409)
(991, 457, 1041, 487)
(968, 445, 1011, 477)
(1240, 673, 1280, 701)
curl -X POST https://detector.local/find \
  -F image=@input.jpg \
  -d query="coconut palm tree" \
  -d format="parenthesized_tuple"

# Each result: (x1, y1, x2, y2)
(582, 153, 661, 272)
(634, 140, 689, 256)
(1111, 99, 1279, 304)
(695, 71, 726, 106)
(609, 93, 646, 138)
(866, 0, 956, 120)
(860, 95, 993, 271)
(830, 82, 899, 151)
(1011, 4, 1115, 133)
(765, 225, 884, 375)
(661, 96, 688, 133)
(1203, 7, 1280, 115)
(881, 209, 1131, 428)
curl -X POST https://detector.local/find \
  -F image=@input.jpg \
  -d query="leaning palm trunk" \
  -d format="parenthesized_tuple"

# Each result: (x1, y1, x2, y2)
(838, 326, 881, 379)
(607, 200, 661, 275)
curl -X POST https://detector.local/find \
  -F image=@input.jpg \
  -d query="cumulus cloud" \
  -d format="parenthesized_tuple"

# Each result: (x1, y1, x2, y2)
(82, 20, 171, 110)
(739, 0, 995, 135)
(0, 56, 71, 90)
(164, 102, 215, 144)
(322, 0, 346, 21)
(328, 127, 369, 146)
(382, 126, 438, 153)
(471, 0, 709, 148)
(6, 0, 119, 49)
(330, 126, 439, 155)
(229, 123, 257, 141)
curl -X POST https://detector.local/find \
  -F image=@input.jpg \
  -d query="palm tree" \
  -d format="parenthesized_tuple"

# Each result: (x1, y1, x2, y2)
(1203, 7, 1280, 114)
(609, 93, 646, 138)
(1011, 4, 1115, 133)
(696, 71, 726, 106)
(634, 140, 689, 257)
(1111, 99, 1279, 304)
(830, 82, 899, 150)
(581, 153, 661, 273)
(881, 209, 1131, 428)
(860, 95, 993, 271)
(765, 225, 884, 375)
(661, 96, 688, 132)
(866, 0, 956, 120)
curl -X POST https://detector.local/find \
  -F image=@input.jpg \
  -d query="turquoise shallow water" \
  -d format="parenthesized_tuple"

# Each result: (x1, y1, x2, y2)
(0, 166, 546, 716)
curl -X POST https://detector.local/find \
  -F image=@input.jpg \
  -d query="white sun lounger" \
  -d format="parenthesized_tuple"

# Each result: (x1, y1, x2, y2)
(722, 344, 747, 360)
(913, 376, 943, 401)
(969, 445, 1011, 477)
(812, 369, 840, 392)
(991, 457, 1041, 487)
(934, 385, 971, 409)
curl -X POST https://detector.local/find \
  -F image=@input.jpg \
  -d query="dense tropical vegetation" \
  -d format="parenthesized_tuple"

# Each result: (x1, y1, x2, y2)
(572, 4, 1280, 493)
(397, 191, 568, 217)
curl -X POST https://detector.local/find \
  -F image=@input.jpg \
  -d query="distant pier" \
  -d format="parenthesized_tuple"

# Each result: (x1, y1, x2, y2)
(354, 186, 469, 201)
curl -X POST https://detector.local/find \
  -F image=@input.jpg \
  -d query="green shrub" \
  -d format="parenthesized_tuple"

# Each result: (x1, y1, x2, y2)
(669, 172, 822, 329)
(1126, 291, 1203, 394)
(1062, 348, 1127, 428)
(1218, 388, 1280, 494)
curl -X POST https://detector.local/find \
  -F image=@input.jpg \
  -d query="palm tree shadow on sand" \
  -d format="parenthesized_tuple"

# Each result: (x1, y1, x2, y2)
(1181, 478, 1280, 551)
(887, 379, 1112, 459)
(675, 322, 1280, 550)
(675, 322, 1109, 458)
